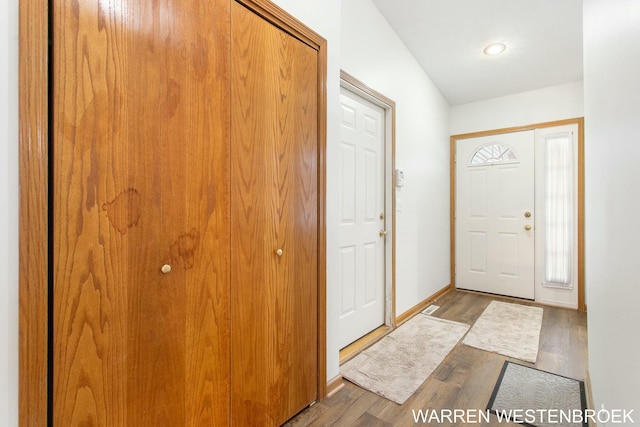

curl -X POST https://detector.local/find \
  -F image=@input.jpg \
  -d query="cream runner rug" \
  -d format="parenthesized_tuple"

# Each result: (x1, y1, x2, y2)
(340, 314, 470, 404)
(463, 300, 543, 363)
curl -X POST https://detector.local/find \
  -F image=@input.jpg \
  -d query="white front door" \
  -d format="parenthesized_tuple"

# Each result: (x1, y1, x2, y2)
(338, 86, 386, 349)
(455, 131, 535, 299)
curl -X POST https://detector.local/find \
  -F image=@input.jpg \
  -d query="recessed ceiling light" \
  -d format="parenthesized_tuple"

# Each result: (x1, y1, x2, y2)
(484, 43, 506, 56)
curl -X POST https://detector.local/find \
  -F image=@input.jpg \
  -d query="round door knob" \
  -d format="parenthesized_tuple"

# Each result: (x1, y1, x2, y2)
(276, 249, 283, 257)
(379, 230, 388, 237)
(161, 264, 172, 274)
(524, 225, 532, 231)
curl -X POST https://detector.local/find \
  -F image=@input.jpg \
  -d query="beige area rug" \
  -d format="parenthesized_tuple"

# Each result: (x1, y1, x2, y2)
(340, 314, 470, 404)
(463, 301, 543, 363)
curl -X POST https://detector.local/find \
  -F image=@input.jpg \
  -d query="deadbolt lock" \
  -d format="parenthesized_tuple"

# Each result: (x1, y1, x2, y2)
(524, 211, 532, 218)
(379, 213, 385, 220)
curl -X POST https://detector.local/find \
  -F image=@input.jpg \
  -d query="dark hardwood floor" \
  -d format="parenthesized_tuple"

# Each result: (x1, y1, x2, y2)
(285, 290, 588, 426)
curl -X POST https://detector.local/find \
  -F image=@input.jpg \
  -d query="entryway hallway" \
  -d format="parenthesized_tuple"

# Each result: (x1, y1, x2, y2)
(286, 290, 587, 426)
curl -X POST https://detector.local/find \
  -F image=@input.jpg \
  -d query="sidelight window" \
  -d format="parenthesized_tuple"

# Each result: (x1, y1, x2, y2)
(543, 132, 574, 288)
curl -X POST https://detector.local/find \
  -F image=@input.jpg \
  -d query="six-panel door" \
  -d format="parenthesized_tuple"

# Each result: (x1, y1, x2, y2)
(455, 131, 535, 299)
(337, 87, 386, 349)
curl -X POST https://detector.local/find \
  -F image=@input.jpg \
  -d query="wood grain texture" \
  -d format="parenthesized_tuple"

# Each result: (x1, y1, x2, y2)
(339, 283, 451, 365)
(231, 2, 318, 425)
(326, 375, 346, 397)
(287, 290, 589, 427)
(235, 0, 325, 50)
(24, 0, 327, 424)
(339, 325, 392, 364)
(18, 0, 49, 425)
(51, 0, 231, 425)
(238, 0, 329, 402)
(576, 118, 586, 312)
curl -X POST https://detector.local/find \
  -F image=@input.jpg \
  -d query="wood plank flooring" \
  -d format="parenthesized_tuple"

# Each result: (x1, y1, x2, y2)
(285, 290, 588, 426)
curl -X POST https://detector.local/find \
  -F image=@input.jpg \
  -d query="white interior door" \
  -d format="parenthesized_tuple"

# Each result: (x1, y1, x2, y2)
(338, 86, 386, 349)
(456, 131, 535, 299)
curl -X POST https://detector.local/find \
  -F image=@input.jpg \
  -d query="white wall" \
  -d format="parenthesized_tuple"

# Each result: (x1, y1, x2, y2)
(269, 0, 343, 383)
(450, 81, 584, 136)
(274, 0, 452, 383)
(0, 0, 19, 425)
(274, 0, 451, 382)
(584, 0, 640, 416)
(341, 0, 451, 316)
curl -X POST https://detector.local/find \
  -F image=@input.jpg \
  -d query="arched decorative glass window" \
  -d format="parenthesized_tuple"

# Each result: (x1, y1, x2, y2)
(469, 144, 518, 165)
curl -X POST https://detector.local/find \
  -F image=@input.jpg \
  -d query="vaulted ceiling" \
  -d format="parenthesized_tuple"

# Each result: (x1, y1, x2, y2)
(370, 0, 583, 106)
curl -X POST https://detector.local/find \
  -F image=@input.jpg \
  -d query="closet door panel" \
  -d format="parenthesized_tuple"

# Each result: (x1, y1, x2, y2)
(230, 2, 318, 425)
(51, 0, 231, 425)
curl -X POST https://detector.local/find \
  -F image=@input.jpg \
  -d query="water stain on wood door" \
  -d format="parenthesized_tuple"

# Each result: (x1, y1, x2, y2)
(52, 0, 321, 425)
(52, 0, 231, 424)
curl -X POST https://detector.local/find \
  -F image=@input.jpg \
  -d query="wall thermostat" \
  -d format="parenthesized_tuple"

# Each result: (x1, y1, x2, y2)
(395, 169, 404, 187)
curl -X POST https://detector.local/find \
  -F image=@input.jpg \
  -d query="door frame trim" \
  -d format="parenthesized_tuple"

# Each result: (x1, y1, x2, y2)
(450, 117, 585, 312)
(18, 0, 328, 424)
(339, 70, 397, 327)
(18, 0, 49, 423)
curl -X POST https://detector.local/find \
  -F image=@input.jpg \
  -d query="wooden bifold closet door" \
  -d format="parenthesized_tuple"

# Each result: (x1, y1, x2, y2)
(50, 0, 322, 425)
(230, 2, 318, 426)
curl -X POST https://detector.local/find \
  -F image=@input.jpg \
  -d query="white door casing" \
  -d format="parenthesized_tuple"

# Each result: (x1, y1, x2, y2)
(455, 130, 535, 299)
(338, 86, 386, 349)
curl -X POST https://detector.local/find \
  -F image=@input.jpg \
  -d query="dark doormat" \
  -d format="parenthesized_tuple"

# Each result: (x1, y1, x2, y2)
(487, 361, 587, 427)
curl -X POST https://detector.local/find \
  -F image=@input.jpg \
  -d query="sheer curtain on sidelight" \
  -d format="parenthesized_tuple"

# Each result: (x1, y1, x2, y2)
(543, 132, 574, 288)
